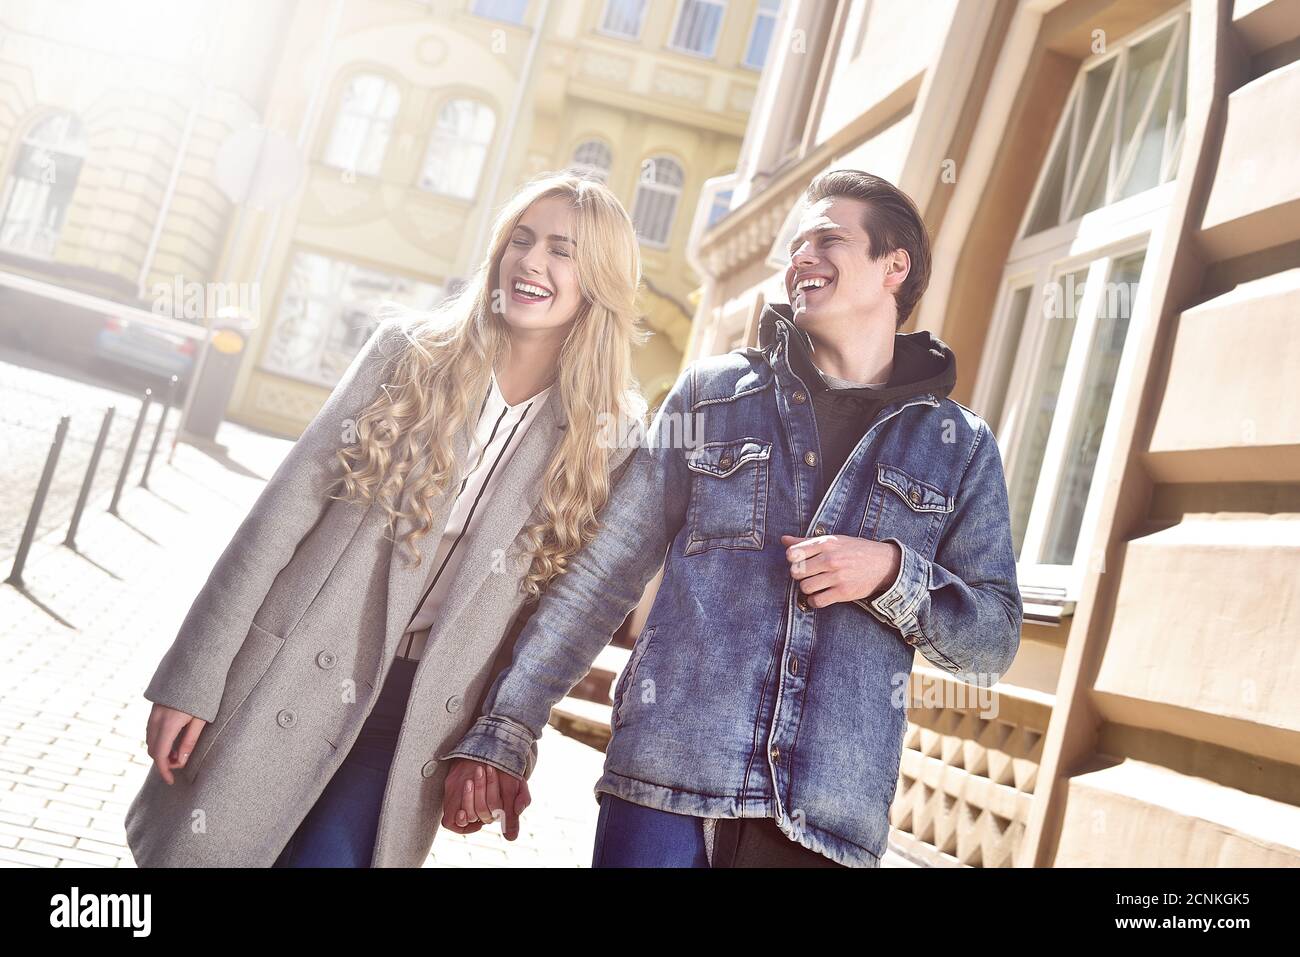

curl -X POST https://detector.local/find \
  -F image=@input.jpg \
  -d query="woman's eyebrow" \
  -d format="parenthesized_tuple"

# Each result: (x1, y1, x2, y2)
(513, 225, 573, 244)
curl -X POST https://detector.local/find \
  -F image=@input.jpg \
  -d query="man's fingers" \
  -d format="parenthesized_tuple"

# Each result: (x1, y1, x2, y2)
(484, 766, 505, 827)
(471, 765, 494, 824)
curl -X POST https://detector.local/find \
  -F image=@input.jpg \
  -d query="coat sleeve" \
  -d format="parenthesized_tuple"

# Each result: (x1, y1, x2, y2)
(142, 317, 405, 722)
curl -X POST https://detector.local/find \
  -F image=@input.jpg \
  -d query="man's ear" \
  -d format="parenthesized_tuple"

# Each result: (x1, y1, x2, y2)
(883, 249, 911, 290)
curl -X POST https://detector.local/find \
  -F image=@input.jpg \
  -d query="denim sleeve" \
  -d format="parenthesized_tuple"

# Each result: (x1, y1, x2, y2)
(852, 422, 1023, 685)
(441, 366, 695, 779)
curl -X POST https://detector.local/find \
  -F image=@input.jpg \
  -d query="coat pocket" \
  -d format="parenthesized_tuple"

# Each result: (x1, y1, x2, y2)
(612, 627, 657, 730)
(179, 621, 286, 785)
(684, 438, 771, 556)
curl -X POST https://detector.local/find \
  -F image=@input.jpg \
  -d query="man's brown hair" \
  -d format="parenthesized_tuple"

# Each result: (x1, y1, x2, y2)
(801, 169, 932, 328)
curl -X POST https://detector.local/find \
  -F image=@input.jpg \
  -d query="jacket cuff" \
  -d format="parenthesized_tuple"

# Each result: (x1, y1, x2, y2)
(440, 715, 536, 780)
(852, 538, 927, 645)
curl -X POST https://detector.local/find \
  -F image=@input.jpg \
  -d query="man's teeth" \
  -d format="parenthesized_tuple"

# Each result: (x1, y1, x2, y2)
(797, 277, 830, 291)
(514, 281, 552, 298)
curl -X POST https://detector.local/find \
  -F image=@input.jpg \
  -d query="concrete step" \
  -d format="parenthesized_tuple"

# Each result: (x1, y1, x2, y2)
(548, 695, 613, 751)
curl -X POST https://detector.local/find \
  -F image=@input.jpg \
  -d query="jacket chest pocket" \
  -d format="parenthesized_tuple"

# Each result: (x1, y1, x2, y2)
(860, 462, 954, 553)
(684, 437, 771, 556)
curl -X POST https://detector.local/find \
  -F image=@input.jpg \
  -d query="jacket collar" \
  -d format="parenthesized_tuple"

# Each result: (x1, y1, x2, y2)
(756, 301, 957, 404)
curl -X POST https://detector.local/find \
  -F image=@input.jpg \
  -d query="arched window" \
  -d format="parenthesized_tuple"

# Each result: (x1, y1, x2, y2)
(0, 111, 86, 257)
(418, 99, 496, 200)
(570, 139, 612, 183)
(322, 73, 401, 177)
(631, 156, 684, 248)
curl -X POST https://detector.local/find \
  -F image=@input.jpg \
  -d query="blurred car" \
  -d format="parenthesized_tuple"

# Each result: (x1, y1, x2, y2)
(93, 315, 197, 389)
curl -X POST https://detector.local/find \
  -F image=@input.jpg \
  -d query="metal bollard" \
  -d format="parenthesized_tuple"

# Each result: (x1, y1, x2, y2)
(140, 375, 178, 490)
(109, 388, 152, 517)
(64, 406, 116, 550)
(6, 415, 70, 589)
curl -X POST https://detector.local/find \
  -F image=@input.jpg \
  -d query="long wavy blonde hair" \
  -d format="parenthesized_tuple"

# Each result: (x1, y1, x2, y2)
(327, 171, 647, 598)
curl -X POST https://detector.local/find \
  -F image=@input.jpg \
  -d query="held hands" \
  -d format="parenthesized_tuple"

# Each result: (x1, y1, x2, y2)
(144, 704, 208, 785)
(781, 534, 902, 607)
(440, 758, 531, 841)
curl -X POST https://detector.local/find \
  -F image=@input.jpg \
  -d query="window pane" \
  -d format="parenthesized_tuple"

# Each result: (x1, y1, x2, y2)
(0, 112, 85, 256)
(1008, 268, 1086, 555)
(471, 0, 528, 24)
(1118, 24, 1173, 155)
(744, 0, 779, 69)
(1040, 251, 1144, 565)
(672, 0, 725, 57)
(1067, 88, 1116, 220)
(601, 0, 646, 37)
(984, 284, 1034, 436)
(420, 100, 495, 199)
(267, 251, 442, 384)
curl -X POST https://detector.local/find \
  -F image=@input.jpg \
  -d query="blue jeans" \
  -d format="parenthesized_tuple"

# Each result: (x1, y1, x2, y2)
(272, 656, 417, 867)
(592, 792, 709, 867)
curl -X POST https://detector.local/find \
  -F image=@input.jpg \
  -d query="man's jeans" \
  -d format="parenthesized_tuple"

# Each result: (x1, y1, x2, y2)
(592, 793, 710, 867)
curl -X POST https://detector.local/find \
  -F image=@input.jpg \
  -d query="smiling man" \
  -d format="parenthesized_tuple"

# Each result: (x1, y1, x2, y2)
(439, 169, 1023, 867)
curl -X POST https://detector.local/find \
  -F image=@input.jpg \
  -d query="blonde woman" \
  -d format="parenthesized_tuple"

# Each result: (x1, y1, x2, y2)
(124, 171, 645, 867)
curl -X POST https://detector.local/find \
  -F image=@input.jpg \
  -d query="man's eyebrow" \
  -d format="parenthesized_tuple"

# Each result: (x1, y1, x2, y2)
(788, 224, 842, 256)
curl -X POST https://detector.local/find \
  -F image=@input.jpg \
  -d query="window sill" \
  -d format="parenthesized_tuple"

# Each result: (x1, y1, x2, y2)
(1020, 583, 1076, 625)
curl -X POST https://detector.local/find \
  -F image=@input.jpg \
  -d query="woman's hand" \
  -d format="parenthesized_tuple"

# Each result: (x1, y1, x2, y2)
(441, 758, 531, 840)
(145, 703, 207, 785)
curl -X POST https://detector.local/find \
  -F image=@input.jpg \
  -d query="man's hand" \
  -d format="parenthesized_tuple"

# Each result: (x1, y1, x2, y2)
(440, 758, 531, 841)
(144, 704, 208, 786)
(781, 534, 902, 607)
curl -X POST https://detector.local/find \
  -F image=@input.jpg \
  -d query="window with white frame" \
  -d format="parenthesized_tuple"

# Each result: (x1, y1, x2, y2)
(743, 0, 780, 70)
(669, 0, 727, 59)
(599, 0, 647, 39)
(418, 99, 495, 200)
(264, 250, 442, 386)
(973, 6, 1188, 596)
(570, 139, 612, 183)
(471, 0, 528, 24)
(0, 111, 86, 257)
(322, 73, 400, 177)
(631, 156, 684, 247)
(1023, 9, 1188, 235)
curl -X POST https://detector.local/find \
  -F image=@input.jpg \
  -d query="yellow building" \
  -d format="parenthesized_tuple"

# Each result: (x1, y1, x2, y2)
(0, 0, 775, 431)
(684, 0, 1300, 867)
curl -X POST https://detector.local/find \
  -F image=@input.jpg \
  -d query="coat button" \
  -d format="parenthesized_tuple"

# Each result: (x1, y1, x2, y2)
(445, 695, 462, 713)
(718, 456, 733, 470)
(276, 709, 297, 728)
(421, 761, 438, 777)
(788, 657, 798, 676)
(813, 523, 827, 536)
(797, 595, 810, 612)
(792, 390, 807, 404)
(316, 651, 336, 670)
(770, 745, 780, 763)
(804, 450, 817, 467)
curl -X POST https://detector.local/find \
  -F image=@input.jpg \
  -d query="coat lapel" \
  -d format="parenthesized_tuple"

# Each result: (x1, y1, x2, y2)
(377, 388, 566, 681)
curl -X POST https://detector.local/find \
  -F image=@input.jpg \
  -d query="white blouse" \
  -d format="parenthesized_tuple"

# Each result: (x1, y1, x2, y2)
(397, 370, 553, 660)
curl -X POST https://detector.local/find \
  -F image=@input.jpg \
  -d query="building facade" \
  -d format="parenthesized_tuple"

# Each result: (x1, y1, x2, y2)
(0, 0, 775, 434)
(682, 0, 1300, 866)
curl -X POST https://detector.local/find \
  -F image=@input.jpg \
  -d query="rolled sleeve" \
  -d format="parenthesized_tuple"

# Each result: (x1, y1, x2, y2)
(440, 715, 537, 780)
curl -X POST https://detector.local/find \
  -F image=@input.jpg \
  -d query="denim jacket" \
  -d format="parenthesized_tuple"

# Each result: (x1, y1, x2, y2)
(444, 305, 1023, 867)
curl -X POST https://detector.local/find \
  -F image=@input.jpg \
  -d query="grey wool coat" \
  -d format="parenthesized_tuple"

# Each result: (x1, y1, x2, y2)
(124, 316, 634, 867)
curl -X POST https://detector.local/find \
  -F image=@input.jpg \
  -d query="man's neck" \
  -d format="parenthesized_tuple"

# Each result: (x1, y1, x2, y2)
(798, 310, 896, 385)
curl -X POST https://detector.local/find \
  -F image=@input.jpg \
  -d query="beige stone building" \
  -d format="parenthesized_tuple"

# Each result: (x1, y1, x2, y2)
(0, 0, 776, 434)
(682, 0, 1300, 866)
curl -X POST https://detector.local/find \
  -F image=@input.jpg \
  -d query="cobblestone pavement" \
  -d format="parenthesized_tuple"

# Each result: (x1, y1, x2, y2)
(0, 356, 915, 869)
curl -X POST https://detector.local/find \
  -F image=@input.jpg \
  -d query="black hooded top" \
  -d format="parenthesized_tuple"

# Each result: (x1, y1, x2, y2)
(756, 302, 958, 504)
